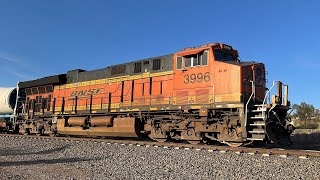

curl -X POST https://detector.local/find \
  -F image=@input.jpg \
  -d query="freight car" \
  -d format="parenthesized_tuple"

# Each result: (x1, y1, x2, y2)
(0, 87, 18, 132)
(7, 43, 292, 146)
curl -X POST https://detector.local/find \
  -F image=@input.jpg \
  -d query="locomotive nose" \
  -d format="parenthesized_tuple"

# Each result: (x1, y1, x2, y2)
(241, 63, 266, 102)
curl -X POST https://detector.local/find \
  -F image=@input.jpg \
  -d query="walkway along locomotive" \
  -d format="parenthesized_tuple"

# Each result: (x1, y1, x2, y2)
(7, 43, 292, 146)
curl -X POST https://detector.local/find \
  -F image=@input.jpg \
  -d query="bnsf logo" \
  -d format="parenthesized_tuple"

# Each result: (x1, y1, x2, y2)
(70, 88, 103, 96)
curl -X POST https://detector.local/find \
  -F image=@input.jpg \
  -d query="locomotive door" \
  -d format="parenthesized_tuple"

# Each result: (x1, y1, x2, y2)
(173, 49, 213, 105)
(252, 64, 266, 101)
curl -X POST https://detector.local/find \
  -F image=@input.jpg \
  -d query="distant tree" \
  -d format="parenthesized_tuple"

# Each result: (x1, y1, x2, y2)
(292, 102, 318, 129)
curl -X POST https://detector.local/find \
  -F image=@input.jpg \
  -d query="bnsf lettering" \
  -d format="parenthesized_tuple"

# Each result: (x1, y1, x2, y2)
(87, 89, 94, 95)
(78, 90, 87, 96)
(70, 88, 104, 96)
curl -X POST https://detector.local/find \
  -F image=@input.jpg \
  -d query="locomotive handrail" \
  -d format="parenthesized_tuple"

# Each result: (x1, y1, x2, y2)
(50, 92, 253, 114)
(244, 80, 255, 128)
(262, 80, 279, 120)
(263, 80, 278, 106)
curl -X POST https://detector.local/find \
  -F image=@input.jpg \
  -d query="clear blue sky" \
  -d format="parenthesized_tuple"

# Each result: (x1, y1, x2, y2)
(0, 0, 319, 107)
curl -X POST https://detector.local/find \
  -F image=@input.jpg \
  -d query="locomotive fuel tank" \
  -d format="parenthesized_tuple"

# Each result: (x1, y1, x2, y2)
(68, 117, 88, 127)
(57, 116, 138, 137)
(0, 88, 17, 115)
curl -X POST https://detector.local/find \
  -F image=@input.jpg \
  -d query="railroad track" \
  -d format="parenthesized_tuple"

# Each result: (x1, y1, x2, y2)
(1, 133, 319, 159)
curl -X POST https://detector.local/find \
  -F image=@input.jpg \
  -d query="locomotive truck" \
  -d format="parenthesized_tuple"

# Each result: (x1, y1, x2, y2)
(1, 43, 292, 147)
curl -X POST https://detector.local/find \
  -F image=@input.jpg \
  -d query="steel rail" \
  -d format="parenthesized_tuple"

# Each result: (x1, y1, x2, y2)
(1, 133, 319, 158)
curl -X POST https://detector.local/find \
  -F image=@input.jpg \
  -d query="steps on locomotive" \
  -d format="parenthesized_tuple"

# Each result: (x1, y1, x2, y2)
(249, 121, 265, 126)
(252, 104, 267, 112)
(247, 105, 267, 141)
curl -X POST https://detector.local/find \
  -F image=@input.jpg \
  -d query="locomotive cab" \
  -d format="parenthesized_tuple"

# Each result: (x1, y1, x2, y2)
(172, 43, 291, 146)
(173, 43, 258, 105)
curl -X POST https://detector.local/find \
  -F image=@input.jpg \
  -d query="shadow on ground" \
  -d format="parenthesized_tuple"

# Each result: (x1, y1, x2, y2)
(0, 157, 99, 167)
(0, 145, 70, 156)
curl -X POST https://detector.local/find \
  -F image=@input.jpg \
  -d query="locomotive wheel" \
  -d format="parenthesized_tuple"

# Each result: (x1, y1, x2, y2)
(225, 142, 243, 147)
(188, 140, 201, 145)
(36, 128, 44, 136)
(155, 138, 167, 143)
(182, 128, 202, 145)
(49, 133, 56, 137)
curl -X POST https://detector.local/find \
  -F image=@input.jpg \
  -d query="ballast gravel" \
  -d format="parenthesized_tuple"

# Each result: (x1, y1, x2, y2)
(0, 136, 319, 179)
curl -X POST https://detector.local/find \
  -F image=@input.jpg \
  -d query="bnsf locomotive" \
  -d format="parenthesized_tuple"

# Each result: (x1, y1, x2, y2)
(2, 43, 292, 146)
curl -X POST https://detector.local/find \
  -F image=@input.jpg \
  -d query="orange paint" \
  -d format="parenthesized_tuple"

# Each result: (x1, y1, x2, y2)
(24, 42, 267, 114)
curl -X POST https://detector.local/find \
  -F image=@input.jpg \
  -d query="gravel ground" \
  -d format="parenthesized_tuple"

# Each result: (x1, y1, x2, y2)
(0, 136, 319, 179)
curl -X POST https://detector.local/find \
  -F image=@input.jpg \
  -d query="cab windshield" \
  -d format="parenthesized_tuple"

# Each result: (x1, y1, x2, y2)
(214, 50, 236, 61)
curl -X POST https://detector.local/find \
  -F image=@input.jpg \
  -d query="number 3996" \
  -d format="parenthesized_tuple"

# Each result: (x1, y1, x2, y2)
(184, 72, 210, 84)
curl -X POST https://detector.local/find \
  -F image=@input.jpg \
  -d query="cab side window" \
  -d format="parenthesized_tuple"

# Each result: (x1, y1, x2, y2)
(201, 51, 208, 65)
(214, 50, 235, 61)
(184, 56, 192, 67)
(176, 50, 208, 69)
(176, 57, 183, 69)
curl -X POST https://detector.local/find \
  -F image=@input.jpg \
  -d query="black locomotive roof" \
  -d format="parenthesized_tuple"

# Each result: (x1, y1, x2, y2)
(223, 60, 264, 66)
(19, 74, 67, 88)
(19, 54, 174, 87)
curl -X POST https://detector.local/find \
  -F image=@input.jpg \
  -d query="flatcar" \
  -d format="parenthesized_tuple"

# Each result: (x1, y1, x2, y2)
(4, 43, 292, 146)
